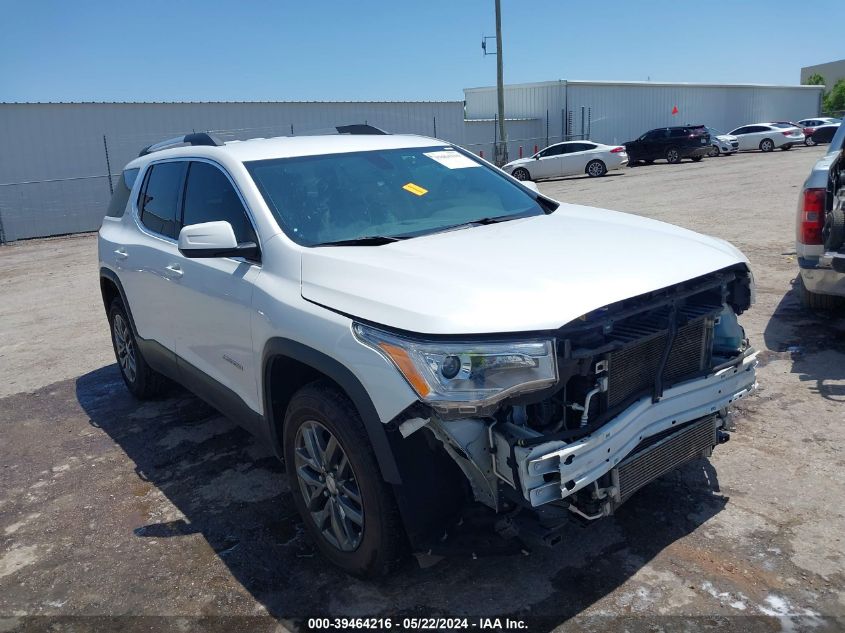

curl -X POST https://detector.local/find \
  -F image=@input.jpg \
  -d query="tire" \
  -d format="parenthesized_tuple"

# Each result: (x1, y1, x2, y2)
(283, 380, 405, 577)
(759, 138, 775, 152)
(806, 136, 817, 147)
(107, 298, 168, 399)
(585, 159, 607, 177)
(781, 144, 792, 151)
(798, 276, 843, 311)
(665, 147, 681, 164)
(708, 145, 720, 157)
(823, 206, 845, 251)
(691, 155, 704, 162)
(511, 168, 531, 181)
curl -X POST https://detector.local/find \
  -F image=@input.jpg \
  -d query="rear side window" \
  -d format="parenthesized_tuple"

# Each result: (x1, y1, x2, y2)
(139, 162, 186, 239)
(182, 162, 258, 244)
(105, 168, 140, 218)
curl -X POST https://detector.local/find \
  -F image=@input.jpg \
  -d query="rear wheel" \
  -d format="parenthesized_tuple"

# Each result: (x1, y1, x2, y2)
(798, 276, 844, 311)
(666, 147, 681, 164)
(284, 380, 405, 577)
(511, 167, 531, 181)
(108, 298, 168, 399)
(781, 144, 792, 151)
(806, 136, 817, 147)
(691, 155, 703, 162)
(759, 138, 775, 152)
(586, 159, 607, 177)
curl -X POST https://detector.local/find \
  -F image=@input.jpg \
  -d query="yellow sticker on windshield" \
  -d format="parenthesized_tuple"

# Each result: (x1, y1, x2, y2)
(403, 182, 428, 196)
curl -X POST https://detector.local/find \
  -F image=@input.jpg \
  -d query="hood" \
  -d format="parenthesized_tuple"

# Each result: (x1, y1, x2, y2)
(716, 134, 737, 142)
(300, 204, 749, 335)
(502, 157, 534, 171)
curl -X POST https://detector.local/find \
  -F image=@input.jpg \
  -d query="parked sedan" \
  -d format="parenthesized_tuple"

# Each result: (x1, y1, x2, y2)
(705, 127, 739, 156)
(797, 117, 841, 128)
(502, 141, 627, 181)
(728, 123, 804, 152)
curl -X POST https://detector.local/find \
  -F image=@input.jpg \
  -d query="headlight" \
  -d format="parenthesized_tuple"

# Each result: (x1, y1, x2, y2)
(353, 323, 558, 416)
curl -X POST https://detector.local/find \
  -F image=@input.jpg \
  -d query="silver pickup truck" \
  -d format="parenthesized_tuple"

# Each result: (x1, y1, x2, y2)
(796, 124, 845, 308)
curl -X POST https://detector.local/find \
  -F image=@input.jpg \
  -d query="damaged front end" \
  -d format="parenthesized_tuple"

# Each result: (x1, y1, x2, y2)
(359, 264, 757, 539)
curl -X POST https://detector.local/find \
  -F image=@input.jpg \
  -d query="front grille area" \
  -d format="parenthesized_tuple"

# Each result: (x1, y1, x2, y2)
(615, 414, 718, 500)
(607, 316, 711, 409)
(731, 141, 739, 148)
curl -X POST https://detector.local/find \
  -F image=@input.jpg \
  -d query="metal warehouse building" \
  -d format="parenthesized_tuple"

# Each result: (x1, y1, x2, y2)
(0, 101, 464, 242)
(0, 79, 825, 242)
(464, 80, 825, 159)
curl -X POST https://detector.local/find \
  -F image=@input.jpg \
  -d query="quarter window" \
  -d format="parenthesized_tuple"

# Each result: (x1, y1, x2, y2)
(182, 162, 257, 244)
(139, 162, 186, 239)
(106, 168, 140, 218)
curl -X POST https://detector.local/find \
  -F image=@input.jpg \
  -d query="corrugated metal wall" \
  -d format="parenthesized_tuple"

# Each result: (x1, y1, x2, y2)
(0, 101, 465, 242)
(464, 81, 825, 147)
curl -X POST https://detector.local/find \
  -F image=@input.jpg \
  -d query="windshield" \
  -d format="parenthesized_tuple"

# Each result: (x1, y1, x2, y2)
(245, 146, 546, 246)
(707, 127, 724, 136)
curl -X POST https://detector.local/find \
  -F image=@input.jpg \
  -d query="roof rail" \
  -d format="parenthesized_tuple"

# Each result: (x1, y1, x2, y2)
(335, 124, 389, 135)
(139, 132, 224, 157)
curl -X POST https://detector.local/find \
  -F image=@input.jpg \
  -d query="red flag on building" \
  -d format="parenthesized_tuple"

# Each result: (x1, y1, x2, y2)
(671, 105, 679, 115)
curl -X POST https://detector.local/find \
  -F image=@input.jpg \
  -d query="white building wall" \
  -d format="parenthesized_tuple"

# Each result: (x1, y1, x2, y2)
(0, 101, 464, 241)
(464, 81, 824, 147)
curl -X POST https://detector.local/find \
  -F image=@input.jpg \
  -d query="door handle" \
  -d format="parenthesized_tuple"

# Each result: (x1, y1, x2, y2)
(114, 248, 128, 260)
(164, 264, 183, 279)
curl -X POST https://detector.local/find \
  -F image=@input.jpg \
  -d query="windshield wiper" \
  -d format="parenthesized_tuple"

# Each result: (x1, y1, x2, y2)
(313, 235, 408, 247)
(427, 212, 533, 235)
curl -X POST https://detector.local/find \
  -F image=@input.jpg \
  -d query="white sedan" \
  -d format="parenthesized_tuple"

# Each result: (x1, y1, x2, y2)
(727, 123, 804, 152)
(502, 141, 628, 181)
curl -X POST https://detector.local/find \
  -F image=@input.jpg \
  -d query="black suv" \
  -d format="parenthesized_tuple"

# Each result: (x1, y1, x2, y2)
(625, 125, 711, 165)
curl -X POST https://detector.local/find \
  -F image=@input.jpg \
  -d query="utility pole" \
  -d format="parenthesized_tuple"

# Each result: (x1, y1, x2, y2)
(482, 1, 508, 165)
(494, 0, 507, 165)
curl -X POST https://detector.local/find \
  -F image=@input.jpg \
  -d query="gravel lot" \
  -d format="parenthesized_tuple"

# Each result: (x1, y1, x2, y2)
(1, 145, 844, 632)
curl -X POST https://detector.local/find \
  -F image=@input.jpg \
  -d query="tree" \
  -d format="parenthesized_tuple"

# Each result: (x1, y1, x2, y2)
(823, 79, 845, 113)
(804, 73, 826, 87)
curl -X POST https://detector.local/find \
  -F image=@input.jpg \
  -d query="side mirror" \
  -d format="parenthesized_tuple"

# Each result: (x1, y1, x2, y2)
(534, 154, 540, 160)
(521, 181, 539, 193)
(178, 221, 259, 260)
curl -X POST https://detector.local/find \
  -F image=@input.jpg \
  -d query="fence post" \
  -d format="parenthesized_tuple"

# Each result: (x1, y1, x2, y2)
(433, 116, 437, 138)
(519, 146, 523, 158)
(546, 109, 549, 148)
(103, 135, 114, 196)
(0, 204, 6, 245)
(493, 114, 498, 162)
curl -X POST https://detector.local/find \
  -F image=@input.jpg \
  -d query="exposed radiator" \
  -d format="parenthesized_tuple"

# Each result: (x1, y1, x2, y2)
(613, 415, 718, 501)
(606, 316, 712, 409)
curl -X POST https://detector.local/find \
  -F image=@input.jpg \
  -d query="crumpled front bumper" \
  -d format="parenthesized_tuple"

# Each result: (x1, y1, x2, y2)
(492, 352, 758, 507)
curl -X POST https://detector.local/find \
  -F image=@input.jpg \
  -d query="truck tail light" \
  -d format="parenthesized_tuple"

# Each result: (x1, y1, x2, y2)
(610, 146, 625, 153)
(798, 188, 826, 244)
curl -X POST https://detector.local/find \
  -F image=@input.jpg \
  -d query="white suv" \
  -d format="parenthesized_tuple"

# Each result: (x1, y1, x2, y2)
(99, 129, 758, 577)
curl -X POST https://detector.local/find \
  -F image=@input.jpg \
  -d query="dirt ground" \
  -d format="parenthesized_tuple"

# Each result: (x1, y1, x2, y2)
(1, 145, 844, 633)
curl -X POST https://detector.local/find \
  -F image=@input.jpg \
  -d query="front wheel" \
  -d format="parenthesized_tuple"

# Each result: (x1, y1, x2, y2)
(805, 136, 817, 147)
(511, 168, 531, 181)
(781, 144, 792, 151)
(759, 138, 775, 152)
(691, 155, 703, 162)
(665, 147, 681, 164)
(708, 145, 720, 157)
(284, 381, 405, 577)
(586, 159, 607, 177)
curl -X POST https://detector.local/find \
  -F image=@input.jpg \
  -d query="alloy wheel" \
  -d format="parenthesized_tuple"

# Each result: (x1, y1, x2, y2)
(667, 149, 680, 163)
(294, 420, 364, 552)
(588, 161, 605, 177)
(113, 313, 137, 384)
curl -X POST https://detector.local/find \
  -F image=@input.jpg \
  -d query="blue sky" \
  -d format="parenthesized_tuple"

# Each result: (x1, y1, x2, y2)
(2, 0, 843, 102)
